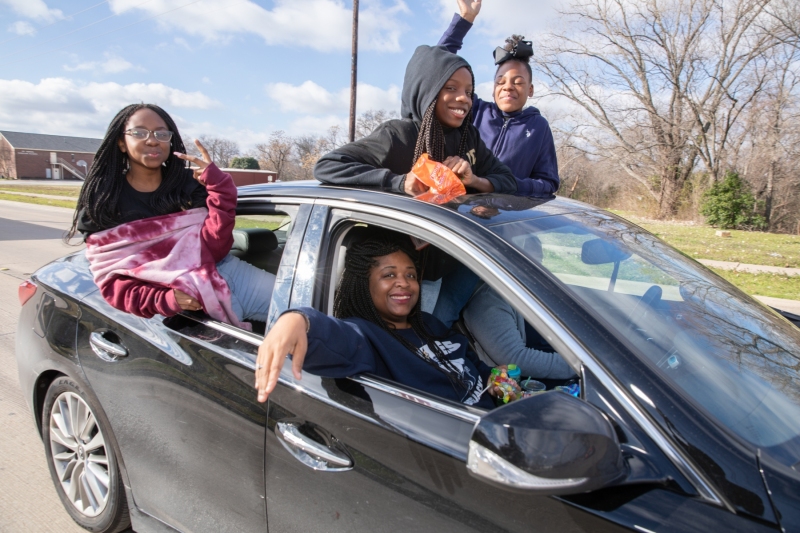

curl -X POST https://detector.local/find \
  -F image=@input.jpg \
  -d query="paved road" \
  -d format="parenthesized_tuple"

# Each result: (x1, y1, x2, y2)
(0, 200, 87, 532)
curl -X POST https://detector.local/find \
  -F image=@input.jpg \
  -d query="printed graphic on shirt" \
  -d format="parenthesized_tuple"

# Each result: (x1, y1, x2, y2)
(466, 148, 476, 166)
(418, 340, 482, 405)
(525, 129, 532, 138)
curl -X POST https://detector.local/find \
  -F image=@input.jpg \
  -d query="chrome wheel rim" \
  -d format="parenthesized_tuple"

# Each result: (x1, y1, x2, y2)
(48, 392, 110, 517)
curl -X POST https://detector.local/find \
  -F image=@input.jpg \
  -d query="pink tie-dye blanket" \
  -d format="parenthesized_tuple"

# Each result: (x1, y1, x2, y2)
(84, 207, 249, 330)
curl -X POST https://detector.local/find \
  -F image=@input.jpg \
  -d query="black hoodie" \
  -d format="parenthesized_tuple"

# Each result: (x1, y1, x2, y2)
(314, 45, 516, 194)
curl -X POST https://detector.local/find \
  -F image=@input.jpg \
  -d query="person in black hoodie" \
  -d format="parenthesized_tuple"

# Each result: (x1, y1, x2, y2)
(254, 232, 517, 408)
(314, 45, 516, 196)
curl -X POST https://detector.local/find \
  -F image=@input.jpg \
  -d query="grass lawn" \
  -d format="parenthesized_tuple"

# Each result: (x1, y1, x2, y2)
(614, 212, 800, 268)
(0, 192, 77, 209)
(0, 185, 80, 197)
(710, 268, 800, 300)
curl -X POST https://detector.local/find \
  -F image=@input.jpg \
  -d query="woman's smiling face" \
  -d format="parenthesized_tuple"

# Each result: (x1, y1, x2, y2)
(494, 61, 533, 113)
(434, 67, 474, 129)
(368, 250, 419, 329)
(117, 108, 172, 171)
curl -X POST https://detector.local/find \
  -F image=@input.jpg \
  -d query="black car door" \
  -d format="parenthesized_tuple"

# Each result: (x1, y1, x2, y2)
(262, 203, 778, 533)
(75, 201, 312, 532)
(261, 205, 618, 533)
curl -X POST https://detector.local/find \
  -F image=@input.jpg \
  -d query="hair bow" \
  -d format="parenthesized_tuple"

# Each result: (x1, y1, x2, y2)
(493, 40, 534, 65)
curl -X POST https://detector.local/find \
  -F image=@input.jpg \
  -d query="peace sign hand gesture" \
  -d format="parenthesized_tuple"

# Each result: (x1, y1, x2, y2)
(174, 139, 214, 185)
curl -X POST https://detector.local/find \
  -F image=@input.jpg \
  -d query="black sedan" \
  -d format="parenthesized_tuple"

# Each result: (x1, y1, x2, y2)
(16, 183, 800, 533)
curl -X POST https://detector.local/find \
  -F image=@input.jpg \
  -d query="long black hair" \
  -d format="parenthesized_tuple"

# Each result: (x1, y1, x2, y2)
(412, 67, 475, 165)
(334, 234, 471, 391)
(66, 103, 191, 241)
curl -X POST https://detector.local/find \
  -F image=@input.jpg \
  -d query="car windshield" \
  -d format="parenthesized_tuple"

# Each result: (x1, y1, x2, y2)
(489, 210, 800, 459)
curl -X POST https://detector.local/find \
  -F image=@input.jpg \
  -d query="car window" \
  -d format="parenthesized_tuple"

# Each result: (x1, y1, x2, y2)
(321, 220, 576, 408)
(491, 212, 800, 458)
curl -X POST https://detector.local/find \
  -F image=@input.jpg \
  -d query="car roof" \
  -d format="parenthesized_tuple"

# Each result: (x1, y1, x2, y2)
(237, 180, 597, 228)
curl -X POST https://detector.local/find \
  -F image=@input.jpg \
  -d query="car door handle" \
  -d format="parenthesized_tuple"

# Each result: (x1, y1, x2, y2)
(90, 331, 128, 361)
(276, 421, 353, 471)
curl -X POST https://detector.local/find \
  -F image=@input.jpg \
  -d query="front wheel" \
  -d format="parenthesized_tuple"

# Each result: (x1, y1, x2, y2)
(42, 377, 130, 533)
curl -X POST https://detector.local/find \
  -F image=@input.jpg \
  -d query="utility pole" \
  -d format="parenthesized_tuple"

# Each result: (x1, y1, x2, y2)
(348, 0, 359, 143)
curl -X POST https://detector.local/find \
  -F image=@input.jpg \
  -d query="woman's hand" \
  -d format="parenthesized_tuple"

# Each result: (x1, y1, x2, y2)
(457, 0, 481, 23)
(443, 156, 494, 192)
(403, 170, 428, 196)
(173, 289, 202, 311)
(486, 365, 522, 402)
(254, 312, 309, 403)
(174, 139, 213, 184)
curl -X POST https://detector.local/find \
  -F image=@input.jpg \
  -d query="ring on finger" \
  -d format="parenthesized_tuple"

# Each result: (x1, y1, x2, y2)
(256, 364, 264, 370)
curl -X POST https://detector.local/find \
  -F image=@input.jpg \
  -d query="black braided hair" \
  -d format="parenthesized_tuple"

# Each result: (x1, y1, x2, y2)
(66, 103, 191, 241)
(497, 34, 533, 80)
(412, 68, 475, 165)
(334, 234, 472, 391)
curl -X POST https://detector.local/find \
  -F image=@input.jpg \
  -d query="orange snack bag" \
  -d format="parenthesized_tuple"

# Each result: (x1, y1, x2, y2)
(411, 153, 466, 205)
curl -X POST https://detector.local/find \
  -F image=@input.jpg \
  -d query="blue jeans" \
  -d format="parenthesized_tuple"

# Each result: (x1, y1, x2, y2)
(428, 264, 480, 329)
(216, 254, 275, 322)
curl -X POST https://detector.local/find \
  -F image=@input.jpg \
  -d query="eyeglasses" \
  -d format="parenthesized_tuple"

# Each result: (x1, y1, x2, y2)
(125, 129, 174, 143)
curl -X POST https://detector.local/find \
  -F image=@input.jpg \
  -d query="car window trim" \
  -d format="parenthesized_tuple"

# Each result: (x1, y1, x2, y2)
(316, 198, 732, 511)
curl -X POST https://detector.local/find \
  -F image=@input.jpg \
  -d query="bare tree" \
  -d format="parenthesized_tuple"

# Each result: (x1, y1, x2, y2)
(255, 131, 294, 180)
(356, 109, 399, 139)
(0, 137, 14, 178)
(533, 0, 781, 218)
(191, 135, 240, 167)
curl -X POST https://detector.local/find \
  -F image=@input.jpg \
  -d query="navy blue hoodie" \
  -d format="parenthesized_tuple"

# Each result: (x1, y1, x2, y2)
(439, 14, 560, 198)
(292, 307, 495, 409)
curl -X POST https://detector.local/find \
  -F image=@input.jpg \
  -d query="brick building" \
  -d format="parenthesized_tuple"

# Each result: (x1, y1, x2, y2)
(0, 131, 102, 180)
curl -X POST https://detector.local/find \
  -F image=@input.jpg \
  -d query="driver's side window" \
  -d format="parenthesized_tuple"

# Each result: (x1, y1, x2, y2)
(323, 219, 577, 399)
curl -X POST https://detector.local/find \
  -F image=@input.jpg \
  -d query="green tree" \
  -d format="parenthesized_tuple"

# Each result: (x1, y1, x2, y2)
(701, 172, 766, 230)
(229, 157, 259, 169)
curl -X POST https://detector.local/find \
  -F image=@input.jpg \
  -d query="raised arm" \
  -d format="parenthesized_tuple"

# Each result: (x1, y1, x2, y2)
(175, 140, 237, 262)
(438, 1, 481, 53)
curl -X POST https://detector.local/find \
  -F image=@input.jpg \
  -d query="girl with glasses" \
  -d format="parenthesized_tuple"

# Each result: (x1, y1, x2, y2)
(68, 103, 274, 329)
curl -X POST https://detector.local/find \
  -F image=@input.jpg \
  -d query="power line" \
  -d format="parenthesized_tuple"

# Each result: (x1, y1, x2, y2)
(0, 0, 159, 59)
(0, 1, 111, 47)
(0, 0, 207, 68)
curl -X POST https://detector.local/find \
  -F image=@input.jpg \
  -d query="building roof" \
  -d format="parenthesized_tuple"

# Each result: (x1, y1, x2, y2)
(0, 131, 102, 153)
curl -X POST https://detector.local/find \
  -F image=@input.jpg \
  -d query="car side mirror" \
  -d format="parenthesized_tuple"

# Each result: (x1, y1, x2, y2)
(582, 238, 631, 265)
(467, 391, 626, 495)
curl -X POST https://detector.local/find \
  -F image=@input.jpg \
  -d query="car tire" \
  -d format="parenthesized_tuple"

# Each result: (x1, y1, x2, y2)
(41, 376, 131, 533)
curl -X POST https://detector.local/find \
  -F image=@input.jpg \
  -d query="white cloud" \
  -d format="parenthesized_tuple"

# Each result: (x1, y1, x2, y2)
(7, 21, 36, 36)
(0, 0, 62, 22)
(435, 0, 562, 42)
(63, 53, 141, 74)
(265, 80, 400, 115)
(0, 77, 218, 137)
(108, 0, 409, 52)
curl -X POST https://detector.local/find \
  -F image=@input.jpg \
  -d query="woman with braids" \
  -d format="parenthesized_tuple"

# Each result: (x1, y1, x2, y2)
(68, 103, 274, 328)
(314, 44, 516, 196)
(254, 232, 518, 407)
(437, 0, 560, 198)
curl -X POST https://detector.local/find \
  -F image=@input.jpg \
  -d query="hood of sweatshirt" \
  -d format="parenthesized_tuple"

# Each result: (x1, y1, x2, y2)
(401, 45, 472, 123)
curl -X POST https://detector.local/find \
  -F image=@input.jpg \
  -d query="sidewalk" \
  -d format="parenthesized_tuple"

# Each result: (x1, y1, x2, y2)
(0, 190, 77, 201)
(698, 259, 800, 277)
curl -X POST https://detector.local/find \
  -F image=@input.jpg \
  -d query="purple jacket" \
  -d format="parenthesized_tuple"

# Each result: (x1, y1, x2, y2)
(438, 14, 560, 197)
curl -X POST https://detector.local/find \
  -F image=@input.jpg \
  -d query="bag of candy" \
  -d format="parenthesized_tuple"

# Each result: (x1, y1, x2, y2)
(410, 153, 466, 205)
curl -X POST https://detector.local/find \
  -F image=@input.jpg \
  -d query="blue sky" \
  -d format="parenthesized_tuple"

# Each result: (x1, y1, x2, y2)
(0, 0, 561, 149)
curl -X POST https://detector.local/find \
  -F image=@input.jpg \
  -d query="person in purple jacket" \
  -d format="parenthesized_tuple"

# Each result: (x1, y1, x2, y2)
(438, 0, 560, 198)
